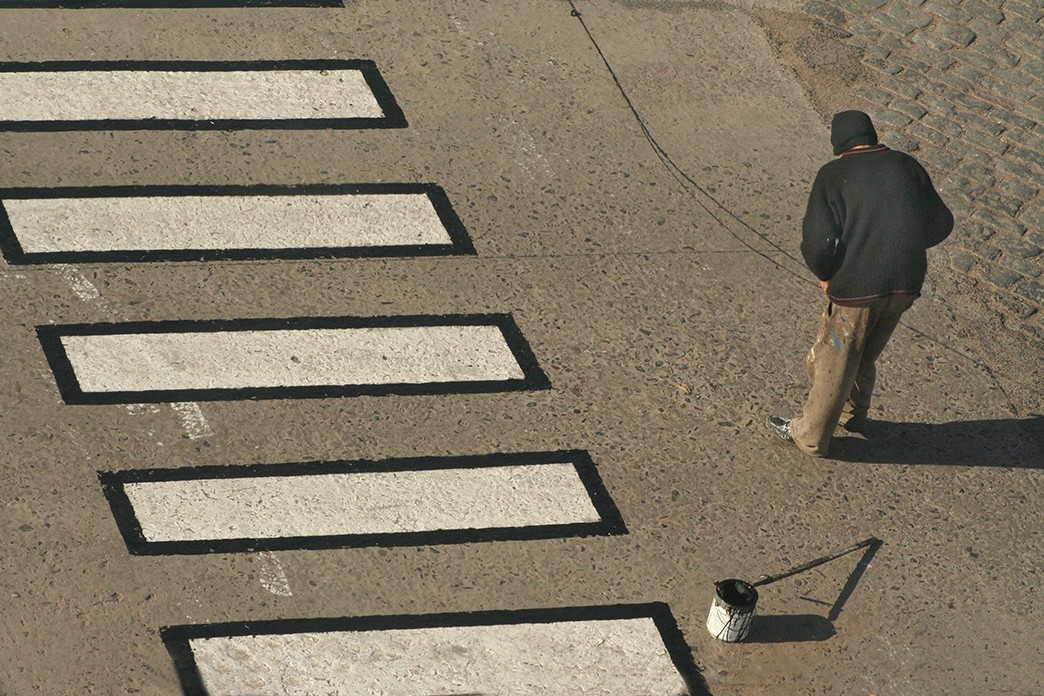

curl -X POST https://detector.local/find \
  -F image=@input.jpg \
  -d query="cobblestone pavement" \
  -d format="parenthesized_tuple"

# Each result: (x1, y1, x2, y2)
(803, 0, 1043, 339)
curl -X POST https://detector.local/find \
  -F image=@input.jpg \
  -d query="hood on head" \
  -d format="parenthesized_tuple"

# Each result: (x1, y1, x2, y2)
(831, 110, 878, 155)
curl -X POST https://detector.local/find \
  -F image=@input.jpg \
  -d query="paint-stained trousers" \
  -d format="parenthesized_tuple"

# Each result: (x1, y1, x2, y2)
(791, 294, 916, 456)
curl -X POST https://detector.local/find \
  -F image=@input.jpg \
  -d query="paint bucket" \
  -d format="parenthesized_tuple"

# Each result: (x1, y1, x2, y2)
(706, 578, 758, 642)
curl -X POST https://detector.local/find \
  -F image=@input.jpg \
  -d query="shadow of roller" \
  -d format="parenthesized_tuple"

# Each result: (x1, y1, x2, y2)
(709, 538, 882, 644)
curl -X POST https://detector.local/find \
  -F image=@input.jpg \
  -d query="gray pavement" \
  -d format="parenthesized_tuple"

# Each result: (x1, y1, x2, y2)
(1, 1, 1041, 695)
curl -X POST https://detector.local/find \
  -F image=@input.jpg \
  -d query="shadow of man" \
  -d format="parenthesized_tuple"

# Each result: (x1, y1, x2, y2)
(828, 415, 1043, 468)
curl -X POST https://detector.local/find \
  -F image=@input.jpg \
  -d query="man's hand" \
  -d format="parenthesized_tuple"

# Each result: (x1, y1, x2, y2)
(819, 279, 831, 294)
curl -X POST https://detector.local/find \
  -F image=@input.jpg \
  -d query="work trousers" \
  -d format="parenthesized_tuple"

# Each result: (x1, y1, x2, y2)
(791, 294, 916, 456)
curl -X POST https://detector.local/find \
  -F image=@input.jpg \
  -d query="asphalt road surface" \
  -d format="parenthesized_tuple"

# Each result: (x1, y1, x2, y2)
(1, 1, 1041, 695)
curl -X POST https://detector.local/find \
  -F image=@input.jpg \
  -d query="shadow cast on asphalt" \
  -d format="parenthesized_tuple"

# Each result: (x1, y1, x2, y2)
(744, 614, 836, 644)
(828, 415, 1043, 468)
(827, 539, 880, 623)
(687, 674, 714, 696)
(742, 540, 879, 646)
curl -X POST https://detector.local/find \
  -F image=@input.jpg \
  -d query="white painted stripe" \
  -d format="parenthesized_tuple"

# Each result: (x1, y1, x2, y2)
(188, 618, 689, 694)
(60, 325, 526, 393)
(124, 462, 600, 542)
(0, 69, 382, 123)
(5, 194, 453, 253)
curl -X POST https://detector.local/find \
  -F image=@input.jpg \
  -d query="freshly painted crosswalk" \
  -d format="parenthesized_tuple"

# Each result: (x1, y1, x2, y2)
(0, 184, 473, 263)
(162, 604, 700, 696)
(99, 451, 626, 553)
(0, 60, 405, 131)
(38, 314, 550, 403)
(9, 16, 701, 693)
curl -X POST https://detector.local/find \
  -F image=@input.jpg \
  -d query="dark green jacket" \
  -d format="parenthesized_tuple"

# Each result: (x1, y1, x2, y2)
(801, 146, 953, 305)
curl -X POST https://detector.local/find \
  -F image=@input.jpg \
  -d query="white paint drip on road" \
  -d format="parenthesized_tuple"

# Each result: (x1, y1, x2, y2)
(510, 121, 553, 178)
(5, 193, 454, 254)
(257, 552, 292, 597)
(126, 404, 162, 415)
(122, 462, 600, 542)
(186, 617, 690, 695)
(449, 13, 485, 51)
(53, 264, 100, 301)
(169, 402, 214, 440)
(0, 69, 383, 122)
(58, 324, 527, 394)
(47, 266, 212, 444)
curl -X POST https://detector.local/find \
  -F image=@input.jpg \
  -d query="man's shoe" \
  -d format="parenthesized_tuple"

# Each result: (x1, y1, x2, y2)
(839, 416, 867, 433)
(767, 416, 794, 443)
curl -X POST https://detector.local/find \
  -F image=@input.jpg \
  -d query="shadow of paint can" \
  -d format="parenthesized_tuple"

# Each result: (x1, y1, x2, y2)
(706, 578, 758, 642)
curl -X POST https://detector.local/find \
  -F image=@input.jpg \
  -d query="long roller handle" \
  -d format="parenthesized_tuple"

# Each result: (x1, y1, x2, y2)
(751, 537, 879, 588)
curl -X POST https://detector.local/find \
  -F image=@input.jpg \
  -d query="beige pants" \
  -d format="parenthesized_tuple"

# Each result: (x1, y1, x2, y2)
(791, 294, 915, 456)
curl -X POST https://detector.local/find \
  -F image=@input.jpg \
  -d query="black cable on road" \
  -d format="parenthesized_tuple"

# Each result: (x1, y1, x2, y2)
(563, 0, 1019, 407)
(565, 0, 811, 286)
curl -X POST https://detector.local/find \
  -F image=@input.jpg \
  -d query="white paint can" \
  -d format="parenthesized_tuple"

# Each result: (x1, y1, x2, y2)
(706, 579, 758, 642)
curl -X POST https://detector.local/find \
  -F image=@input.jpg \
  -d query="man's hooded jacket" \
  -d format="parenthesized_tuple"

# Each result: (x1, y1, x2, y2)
(801, 110, 954, 305)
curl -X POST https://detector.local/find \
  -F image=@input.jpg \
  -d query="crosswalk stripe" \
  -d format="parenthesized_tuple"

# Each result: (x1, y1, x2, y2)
(0, 60, 405, 131)
(4, 1, 343, 7)
(38, 314, 550, 404)
(99, 450, 626, 554)
(0, 184, 473, 263)
(162, 603, 699, 696)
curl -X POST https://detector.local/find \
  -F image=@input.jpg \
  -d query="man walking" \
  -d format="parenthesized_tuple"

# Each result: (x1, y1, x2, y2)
(768, 110, 954, 456)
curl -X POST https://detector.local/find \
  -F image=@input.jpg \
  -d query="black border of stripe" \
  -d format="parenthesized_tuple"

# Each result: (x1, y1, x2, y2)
(0, 60, 406, 131)
(37, 313, 551, 404)
(98, 450, 628, 555)
(0, 183, 475, 264)
(161, 602, 705, 696)
(2, 1, 343, 7)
